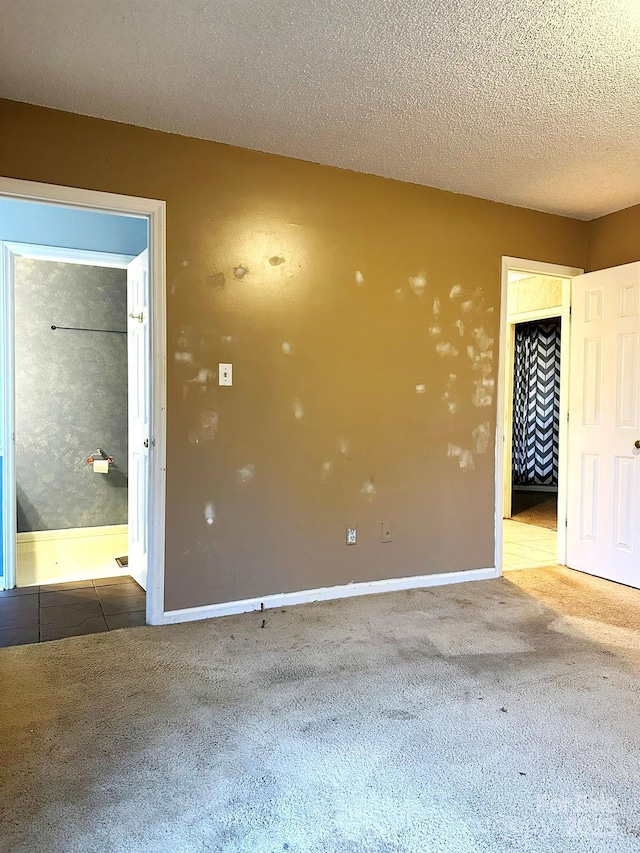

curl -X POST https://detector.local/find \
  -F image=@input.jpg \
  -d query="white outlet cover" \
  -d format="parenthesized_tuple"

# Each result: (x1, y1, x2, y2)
(346, 527, 357, 545)
(219, 363, 233, 386)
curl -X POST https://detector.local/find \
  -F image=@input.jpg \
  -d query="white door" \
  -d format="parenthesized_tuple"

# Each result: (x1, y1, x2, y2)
(566, 262, 640, 588)
(127, 250, 150, 591)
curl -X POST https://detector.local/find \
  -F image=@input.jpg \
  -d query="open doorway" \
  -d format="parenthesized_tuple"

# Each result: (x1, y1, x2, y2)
(14, 248, 132, 588)
(498, 259, 582, 573)
(511, 316, 561, 529)
(0, 180, 166, 643)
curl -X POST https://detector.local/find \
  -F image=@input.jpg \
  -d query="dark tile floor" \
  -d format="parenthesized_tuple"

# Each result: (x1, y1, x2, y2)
(0, 575, 146, 647)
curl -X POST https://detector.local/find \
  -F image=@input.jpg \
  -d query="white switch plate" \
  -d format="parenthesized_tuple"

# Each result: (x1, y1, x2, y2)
(219, 363, 233, 386)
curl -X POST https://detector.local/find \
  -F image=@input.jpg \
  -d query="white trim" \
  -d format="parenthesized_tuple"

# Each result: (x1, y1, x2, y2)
(0, 177, 163, 218)
(504, 257, 581, 279)
(0, 243, 16, 591)
(1, 243, 135, 268)
(16, 523, 127, 543)
(161, 566, 500, 624)
(507, 306, 563, 324)
(497, 257, 582, 574)
(0, 177, 166, 629)
(16, 524, 129, 587)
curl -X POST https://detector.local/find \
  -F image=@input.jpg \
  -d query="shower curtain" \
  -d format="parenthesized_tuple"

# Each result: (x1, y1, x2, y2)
(512, 320, 561, 487)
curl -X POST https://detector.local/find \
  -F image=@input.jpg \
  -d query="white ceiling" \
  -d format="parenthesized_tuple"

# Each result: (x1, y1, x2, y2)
(2, 0, 640, 220)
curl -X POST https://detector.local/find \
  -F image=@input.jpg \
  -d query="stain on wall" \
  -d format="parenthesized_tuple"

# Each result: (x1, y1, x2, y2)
(0, 99, 587, 609)
(14, 258, 128, 531)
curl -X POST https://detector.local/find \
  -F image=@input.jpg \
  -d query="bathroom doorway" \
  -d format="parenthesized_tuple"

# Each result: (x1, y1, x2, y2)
(0, 179, 166, 638)
(498, 258, 580, 573)
(13, 249, 132, 590)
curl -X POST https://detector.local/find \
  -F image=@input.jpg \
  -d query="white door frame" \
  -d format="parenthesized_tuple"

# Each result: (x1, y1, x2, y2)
(496, 257, 583, 574)
(0, 177, 166, 626)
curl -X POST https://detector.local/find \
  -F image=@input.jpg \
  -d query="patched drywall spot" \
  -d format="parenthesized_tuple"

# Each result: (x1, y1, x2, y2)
(393, 288, 405, 301)
(433, 297, 441, 316)
(460, 449, 475, 470)
(196, 368, 212, 384)
(176, 330, 196, 349)
(233, 266, 249, 279)
(436, 341, 459, 358)
(221, 335, 234, 344)
(428, 324, 441, 337)
(467, 346, 493, 377)
(472, 377, 495, 408)
(408, 273, 427, 297)
(320, 461, 334, 483)
(447, 444, 475, 471)
(415, 383, 426, 394)
(472, 327, 494, 353)
(454, 319, 465, 337)
(293, 399, 305, 420)
(204, 503, 216, 525)
(282, 341, 292, 355)
(201, 411, 219, 439)
(207, 272, 226, 289)
(360, 478, 377, 499)
(175, 351, 194, 363)
(355, 270, 365, 286)
(269, 256, 285, 266)
(442, 373, 458, 414)
(337, 437, 350, 455)
(473, 422, 491, 454)
(188, 410, 220, 444)
(181, 260, 189, 268)
(238, 463, 255, 484)
(449, 285, 486, 316)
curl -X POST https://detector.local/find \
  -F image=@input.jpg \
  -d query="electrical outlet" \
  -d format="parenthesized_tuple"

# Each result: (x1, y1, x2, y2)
(381, 522, 393, 543)
(346, 526, 357, 545)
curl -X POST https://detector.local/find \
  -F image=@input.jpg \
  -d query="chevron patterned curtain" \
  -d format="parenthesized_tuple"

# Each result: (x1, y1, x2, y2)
(512, 320, 561, 486)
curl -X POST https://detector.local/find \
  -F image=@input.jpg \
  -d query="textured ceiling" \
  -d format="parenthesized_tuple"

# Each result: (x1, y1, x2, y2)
(2, 0, 640, 219)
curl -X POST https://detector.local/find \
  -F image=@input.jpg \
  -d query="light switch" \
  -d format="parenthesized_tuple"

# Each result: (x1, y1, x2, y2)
(219, 363, 233, 386)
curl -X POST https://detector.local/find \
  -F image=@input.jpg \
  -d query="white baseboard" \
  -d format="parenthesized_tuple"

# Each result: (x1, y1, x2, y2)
(17, 524, 128, 586)
(160, 566, 499, 625)
(17, 523, 127, 543)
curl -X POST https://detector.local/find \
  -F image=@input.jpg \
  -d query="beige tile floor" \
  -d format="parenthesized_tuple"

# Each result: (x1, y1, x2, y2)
(503, 518, 558, 570)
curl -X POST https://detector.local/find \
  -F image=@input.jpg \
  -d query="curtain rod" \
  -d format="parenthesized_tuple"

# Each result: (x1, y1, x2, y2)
(51, 325, 126, 334)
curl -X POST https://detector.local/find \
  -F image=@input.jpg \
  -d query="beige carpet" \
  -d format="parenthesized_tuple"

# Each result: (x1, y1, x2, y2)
(1, 566, 640, 852)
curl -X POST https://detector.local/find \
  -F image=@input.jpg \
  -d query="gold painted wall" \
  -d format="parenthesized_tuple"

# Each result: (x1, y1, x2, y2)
(0, 99, 587, 610)
(587, 204, 640, 271)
